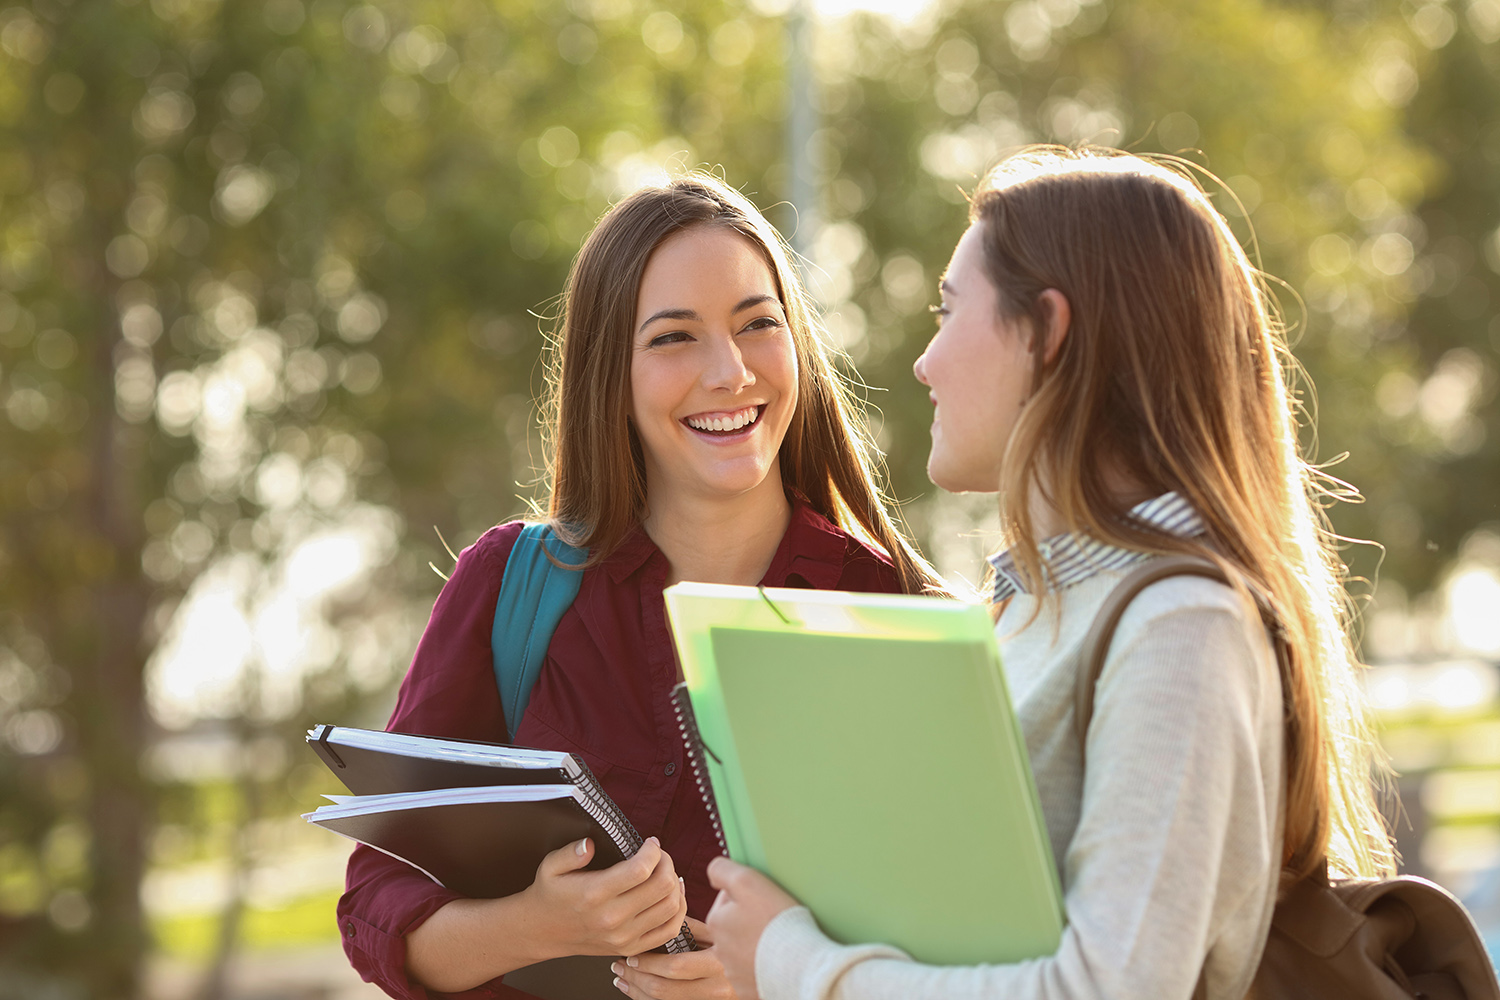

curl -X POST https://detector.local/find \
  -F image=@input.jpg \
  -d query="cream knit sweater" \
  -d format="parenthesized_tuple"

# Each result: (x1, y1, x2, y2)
(754, 568, 1284, 1000)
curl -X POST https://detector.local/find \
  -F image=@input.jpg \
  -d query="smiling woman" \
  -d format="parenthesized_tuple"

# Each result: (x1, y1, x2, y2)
(335, 174, 944, 1000)
(629, 227, 799, 585)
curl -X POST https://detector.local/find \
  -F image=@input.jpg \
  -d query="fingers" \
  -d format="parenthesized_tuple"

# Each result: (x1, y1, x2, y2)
(621, 947, 723, 979)
(582, 841, 687, 955)
(611, 949, 734, 999)
(705, 893, 730, 943)
(594, 836, 666, 896)
(684, 915, 713, 946)
(609, 843, 679, 921)
(608, 867, 689, 956)
(531, 836, 689, 957)
(706, 855, 751, 894)
(537, 836, 595, 879)
(618, 884, 685, 946)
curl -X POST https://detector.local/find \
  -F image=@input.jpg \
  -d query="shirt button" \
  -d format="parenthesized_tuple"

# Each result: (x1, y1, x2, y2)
(663, 762, 677, 776)
(344, 922, 356, 938)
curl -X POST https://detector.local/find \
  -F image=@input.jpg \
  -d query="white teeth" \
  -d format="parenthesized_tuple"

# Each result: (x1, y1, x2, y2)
(688, 407, 759, 432)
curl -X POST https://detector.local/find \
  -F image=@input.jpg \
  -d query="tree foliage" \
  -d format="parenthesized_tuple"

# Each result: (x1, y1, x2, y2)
(0, 0, 1493, 994)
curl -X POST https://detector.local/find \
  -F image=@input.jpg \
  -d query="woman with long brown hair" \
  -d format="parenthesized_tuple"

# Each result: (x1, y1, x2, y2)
(338, 174, 943, 1000)
(705, 147, 1395, 1000)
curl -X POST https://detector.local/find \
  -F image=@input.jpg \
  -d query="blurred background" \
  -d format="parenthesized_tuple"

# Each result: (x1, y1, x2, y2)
(0, 0, 1497, 995)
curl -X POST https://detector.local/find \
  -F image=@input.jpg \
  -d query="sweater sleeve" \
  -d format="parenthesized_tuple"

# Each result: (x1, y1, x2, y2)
(754, 584, 1281, 1000)
(336, 523, 524, 1000)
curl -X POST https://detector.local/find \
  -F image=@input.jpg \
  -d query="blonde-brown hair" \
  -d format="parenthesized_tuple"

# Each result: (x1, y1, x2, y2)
(973, 146, 1393, 879)
(542, 173, 942, 596)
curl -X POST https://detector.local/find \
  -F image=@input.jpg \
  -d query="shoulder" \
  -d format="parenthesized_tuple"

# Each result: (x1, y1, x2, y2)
(1113, 570, 1260, 639)
(442, 520, 533, 594)
(1095, 565, 1279, 710)
(459, 519, 527, 565)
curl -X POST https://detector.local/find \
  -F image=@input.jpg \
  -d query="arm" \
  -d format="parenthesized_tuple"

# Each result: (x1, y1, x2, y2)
(711, 594, 1281, 1000)
(339, 526, 695, 995)
(337, 526, 518, 996)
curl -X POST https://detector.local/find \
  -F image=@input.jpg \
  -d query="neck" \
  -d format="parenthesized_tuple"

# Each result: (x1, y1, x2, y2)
(642, 476, 793, 588)
(1021, 463, 1155, 541)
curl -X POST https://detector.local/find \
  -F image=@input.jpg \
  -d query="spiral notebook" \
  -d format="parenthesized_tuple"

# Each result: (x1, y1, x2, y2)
(304, 725, 693, 1000)
(664, 584, 1065, 966)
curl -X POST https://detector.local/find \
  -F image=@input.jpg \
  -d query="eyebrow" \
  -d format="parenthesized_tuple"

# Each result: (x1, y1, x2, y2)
(733, 294, 780, 313)
(636, 294, 782, 334)
(637, 307, 700, 333)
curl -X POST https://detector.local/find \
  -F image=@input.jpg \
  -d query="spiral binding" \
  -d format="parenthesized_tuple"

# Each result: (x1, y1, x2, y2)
(569, 755, 697, 954)
(671, 682, 728, 856)
(571, 757, 642, 852)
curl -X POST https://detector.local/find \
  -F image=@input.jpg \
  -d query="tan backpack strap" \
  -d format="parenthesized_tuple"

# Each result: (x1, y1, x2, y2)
(1074, 555, 1231, 756)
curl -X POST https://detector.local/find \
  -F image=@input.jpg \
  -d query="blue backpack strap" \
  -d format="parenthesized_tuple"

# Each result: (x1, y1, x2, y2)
(491, 523, 587, 741)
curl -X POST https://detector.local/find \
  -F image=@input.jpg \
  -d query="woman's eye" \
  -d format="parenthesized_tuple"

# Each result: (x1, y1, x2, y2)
(929, 304, 950, 326)
(742, 316, 783, 333)
(648, 331, 691, 347)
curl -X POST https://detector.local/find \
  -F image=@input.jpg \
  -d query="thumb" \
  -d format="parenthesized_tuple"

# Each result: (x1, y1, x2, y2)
(685, 915, 713, 946)
(537, 837, 594, 879)
(707, 854, 743, 891)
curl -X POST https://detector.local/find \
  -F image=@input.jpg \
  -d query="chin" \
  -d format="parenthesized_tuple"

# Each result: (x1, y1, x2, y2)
(926, 457, 960, 493)
(699, 463, 780, 498)
(927, 462, 995, 496)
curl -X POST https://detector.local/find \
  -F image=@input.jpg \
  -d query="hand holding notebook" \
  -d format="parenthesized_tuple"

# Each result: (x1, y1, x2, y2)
(520, 833, 689, 958)
(303, 725, 694, 1000)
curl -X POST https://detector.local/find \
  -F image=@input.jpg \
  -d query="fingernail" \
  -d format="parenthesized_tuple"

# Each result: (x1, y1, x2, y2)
(647, 836, 659, 846)
(611, 962, 623, 976)
(627, 955, 639, 968)
(576, 838, 589, 856)
(613, 976, 628, 994)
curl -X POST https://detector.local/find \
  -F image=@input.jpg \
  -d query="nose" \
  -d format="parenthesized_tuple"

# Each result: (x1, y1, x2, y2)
(705, 334, 755, 392)
(913, 349, 930, 387)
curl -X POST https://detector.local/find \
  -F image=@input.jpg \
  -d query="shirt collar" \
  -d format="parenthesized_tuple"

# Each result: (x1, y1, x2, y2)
(603, 495, 852, 588)
(986, 491, 1206, 602)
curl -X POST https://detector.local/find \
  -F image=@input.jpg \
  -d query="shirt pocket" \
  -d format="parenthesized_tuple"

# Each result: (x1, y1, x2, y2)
(512, 709, 651, 820)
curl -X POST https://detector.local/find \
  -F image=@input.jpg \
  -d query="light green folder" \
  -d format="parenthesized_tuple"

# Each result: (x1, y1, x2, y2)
(663, 583, 1065, 966)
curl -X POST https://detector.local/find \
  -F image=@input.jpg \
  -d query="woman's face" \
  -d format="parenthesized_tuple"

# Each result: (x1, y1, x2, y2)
(914, 223, 1033, 494)
(630, 225, 798, 505)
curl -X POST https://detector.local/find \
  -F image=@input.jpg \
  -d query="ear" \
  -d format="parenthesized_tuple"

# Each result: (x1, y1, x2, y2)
(1034, 288, 1071, 367)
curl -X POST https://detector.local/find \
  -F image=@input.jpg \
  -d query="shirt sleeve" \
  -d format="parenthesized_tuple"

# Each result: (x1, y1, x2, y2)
(336, 523, 523, 1000)
(754, 588, 1281, 1000)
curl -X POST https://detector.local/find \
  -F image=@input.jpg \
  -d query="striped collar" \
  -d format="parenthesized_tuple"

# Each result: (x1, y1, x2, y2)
(987, 492, 1207, 602)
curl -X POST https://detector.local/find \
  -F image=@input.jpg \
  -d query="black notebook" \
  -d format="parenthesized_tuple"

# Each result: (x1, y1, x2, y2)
(305, 725, 694, 1000)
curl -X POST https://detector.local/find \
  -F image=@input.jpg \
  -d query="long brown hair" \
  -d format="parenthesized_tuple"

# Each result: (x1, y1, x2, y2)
(542, 173, 942, 595)
(972, 146, 1393, 879)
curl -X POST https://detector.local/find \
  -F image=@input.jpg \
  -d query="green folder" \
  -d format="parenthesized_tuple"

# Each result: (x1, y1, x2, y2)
(663, 583, 1064, 966)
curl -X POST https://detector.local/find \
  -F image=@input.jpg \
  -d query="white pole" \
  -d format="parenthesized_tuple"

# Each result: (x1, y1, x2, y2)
(786, 0, 820, 279)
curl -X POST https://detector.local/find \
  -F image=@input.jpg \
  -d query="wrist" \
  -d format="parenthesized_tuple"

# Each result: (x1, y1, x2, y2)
(505, 883, 570, 965)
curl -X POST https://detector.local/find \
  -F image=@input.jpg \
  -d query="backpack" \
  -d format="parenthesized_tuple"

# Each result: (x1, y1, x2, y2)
(1077, 555, 1500, 1000)
(490, 522, 587, 742)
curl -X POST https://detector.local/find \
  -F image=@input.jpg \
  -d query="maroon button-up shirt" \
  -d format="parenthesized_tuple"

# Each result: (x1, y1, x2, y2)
(338, 501, 907, 999)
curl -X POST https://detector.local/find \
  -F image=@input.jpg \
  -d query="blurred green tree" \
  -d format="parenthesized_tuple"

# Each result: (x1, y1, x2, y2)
(0, 0, 788, 993)
(0, 0, 1492, 994)
(802, 0, 1442, 608)
(1364, 1, 1500, 596)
